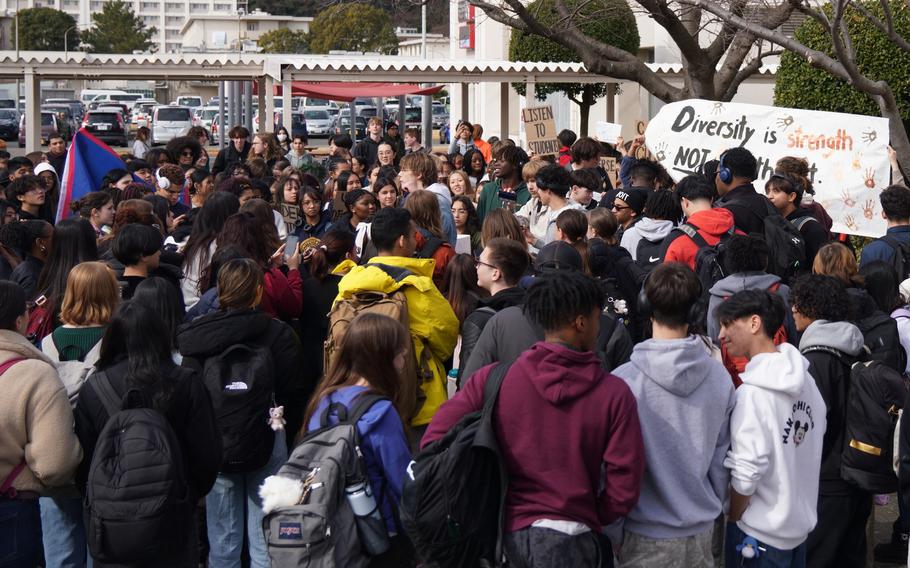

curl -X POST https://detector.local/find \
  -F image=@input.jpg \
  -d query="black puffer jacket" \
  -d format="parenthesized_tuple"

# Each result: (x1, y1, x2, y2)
(457, 286, 525, 383)
(74, 358, 221, 497)
(178, 308, 303, 452)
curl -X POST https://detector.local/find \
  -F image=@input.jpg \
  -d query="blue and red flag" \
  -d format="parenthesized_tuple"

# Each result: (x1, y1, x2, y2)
(56, 128, 128, 223)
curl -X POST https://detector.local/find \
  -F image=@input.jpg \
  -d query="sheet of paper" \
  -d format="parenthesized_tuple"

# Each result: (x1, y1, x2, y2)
(595, 121, 622, 142)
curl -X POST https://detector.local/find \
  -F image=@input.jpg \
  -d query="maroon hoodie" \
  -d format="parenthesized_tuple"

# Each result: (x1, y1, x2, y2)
(422, 342, 644, 532)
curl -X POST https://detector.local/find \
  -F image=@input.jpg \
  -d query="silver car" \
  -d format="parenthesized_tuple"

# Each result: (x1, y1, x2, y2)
(304, 109, 333, 136)
(151, 106, 193, 145)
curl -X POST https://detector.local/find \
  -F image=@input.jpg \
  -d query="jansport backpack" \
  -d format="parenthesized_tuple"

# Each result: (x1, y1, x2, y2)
(761, 202, 806, 283)
(202, 342, 276, 473)
(85, 370, 191, 564)
(881, 235, 910, 282)
(262, 393, 389, 568)
(400, 362, 511, 568)
(801, 346, 906, 492)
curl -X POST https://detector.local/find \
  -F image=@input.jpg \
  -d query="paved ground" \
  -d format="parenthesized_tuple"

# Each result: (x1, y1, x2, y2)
(873, 495, 905, 567)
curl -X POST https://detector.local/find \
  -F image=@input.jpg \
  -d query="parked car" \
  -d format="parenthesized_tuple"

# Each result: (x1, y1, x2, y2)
(151, 105, 193, 145)
(432, 102, 449, 129)
(0, 109, 19, 141)
(18, 111, 60, 147)
(45, 98, 85, 122)
(0, 99, 16, 109)
(42, 105, 77, 140)
(82, 110, 129, 147)
(333, 116, 367, 141)
(132, 101, 157, 128)
(196, 106, 221, 132)
(303, 109, 332, 137)
(95, 102, 132, 121)
(88, 92, 143, 110)
(175, 95, 203, 110)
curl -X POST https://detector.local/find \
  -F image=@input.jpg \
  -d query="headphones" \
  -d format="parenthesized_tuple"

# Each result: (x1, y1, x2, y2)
(636, 268, 705, 327)
(155, 168, 171, 190)
(717, 152, 733, 185)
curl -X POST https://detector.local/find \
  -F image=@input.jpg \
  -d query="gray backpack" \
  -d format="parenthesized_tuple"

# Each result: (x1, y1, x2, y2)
(41, 335, 102, 408)
(262, 393, 388, 568)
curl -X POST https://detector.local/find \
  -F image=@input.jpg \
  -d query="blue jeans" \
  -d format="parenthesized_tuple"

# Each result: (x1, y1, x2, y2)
(0, 498, 41, 567)
(725, 522, 806, 568)
(206, 431, 287, 568)
(40, 495, 91, 568)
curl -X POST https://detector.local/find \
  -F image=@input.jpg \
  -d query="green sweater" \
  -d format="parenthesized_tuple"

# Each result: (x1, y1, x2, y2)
(50, 326, 104, 362)
(476, 178, 530, 222)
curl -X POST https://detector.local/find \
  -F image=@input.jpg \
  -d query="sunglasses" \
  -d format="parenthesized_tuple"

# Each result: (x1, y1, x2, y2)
(611, 204, 631, 211)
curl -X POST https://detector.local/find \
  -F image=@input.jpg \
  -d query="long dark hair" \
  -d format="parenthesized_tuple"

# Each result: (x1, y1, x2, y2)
(463, 148, 486, 178)
(452, 195, 480, 235)
(445, 253, 483, 323)
(197, 244, 250, 293)
(96, 301, 175, 411)
(35, 218, 98, 304)
(217, 212, 278, 266)
(305, 229, 354, 281)
(859, 260, 903, 313)
(132, 277, 185, 351)
(183, 191, 241, 278)
(301, 313, 412, 441)
(142, 194, 171, 232)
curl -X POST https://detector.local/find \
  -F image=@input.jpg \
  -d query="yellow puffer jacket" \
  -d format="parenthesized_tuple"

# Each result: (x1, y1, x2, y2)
(335, 256, 459, 427)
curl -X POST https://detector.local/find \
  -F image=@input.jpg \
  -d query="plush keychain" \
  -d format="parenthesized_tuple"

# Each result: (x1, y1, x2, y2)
(268, 406, 286, 431)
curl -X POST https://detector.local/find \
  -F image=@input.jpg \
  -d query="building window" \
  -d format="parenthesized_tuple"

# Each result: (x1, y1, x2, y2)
(142, 15, 157, 24)
(245, 22, 258, 31)
(165, 15, 182, 25)
(89, 1, 103, 9)
(165, 2, 182, 9)
(140, 1, 159, 10)
(165, 29, 181, 38)
(189, 2, 207, 12)
(213, 3, 230, 10)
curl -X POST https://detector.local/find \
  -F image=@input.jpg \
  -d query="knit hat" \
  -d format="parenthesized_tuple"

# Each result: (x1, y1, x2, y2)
(613, 188, 648, 215)
(535, 241, 582, 273)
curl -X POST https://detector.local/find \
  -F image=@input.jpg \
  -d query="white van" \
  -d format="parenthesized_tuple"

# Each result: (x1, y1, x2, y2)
(151, 105, 193, 144)
(80, 89, 129, 104)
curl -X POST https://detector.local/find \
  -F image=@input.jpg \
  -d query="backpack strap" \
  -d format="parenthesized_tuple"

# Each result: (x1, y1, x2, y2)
(416, 237, 445, 260)
(677, 222, 711, 250)
(0, 357, 26, 498)
(91, 370, 124, 418)
(800, 345, 855, 367)
(370, 262, 415, 283)
(793, 216, 817, 231)
(481, 361, 511, 415)
(345, 392, 389, 427)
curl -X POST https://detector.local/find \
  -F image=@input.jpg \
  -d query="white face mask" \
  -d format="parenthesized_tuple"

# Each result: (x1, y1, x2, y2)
(277, 134, 288, 142)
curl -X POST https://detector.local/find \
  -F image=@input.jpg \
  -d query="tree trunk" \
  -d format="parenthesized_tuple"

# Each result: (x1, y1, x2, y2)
(875, 91, 910, 182)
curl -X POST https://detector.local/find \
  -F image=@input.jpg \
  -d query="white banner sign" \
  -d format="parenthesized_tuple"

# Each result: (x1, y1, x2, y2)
(644, 99, 890, 237)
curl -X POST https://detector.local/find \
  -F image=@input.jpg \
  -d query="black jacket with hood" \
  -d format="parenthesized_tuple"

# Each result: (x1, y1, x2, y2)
(211, 141, 251, 176)
(457, 286, 525, 383)
(177, 308, 303, 449)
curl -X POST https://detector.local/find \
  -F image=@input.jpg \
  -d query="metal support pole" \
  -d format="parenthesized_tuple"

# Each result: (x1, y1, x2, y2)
(243, 80, 253, 134)
(281, 76, 292, 133)
(218, 81, 225, 147)
(499, 82, 509, 141)
(261, 77, 273, 135)
(24, 67, 39, 152)
(397, 95, 405, 130)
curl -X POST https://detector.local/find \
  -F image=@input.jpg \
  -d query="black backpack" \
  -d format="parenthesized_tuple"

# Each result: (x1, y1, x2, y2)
(634, 237, 666, 275)
(666, 223, 733, 331)
(881, 235, 910, 282)
(85, 370, 191, 564)
(801, 346, 906, 492)
(202, 343, 276, 473)
(855, 312, 908, 375)
(400, 362, 510, 568)
(760, 201, 806, 283)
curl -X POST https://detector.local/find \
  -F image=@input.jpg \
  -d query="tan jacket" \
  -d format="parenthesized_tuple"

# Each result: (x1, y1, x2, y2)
(0, 330, 82, 493)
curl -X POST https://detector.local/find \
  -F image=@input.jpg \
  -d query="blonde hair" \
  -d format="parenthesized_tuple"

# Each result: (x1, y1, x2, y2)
(448, 170, 474, 198)
(404, 190, 444, 239)
(522, 159, 546, 182)
(59, 261, 120, 326)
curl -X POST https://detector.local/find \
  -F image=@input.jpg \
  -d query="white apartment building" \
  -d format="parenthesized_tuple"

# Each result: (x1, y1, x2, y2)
(180, 12, 311, 52)
(0, 0, 246, 54)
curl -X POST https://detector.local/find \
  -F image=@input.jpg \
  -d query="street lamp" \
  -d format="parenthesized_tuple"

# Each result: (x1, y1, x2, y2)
(64, 24, 87, 61)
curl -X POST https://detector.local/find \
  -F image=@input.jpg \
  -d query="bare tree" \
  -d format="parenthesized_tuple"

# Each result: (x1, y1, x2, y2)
(468, 0, 791, 102)
(679, 0, 910, 178)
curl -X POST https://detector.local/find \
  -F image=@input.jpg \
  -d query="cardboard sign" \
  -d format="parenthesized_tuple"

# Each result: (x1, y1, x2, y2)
(644, 99, 889, 237)
(280, 203, 301, 228)
(522, 106, 560, 156)
(599, 156, 619, 189)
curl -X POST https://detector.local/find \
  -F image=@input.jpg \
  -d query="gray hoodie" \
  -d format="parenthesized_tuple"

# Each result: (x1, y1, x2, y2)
(613, 335, 735, 539)
(707, 271, 795, 342)
(619, 218, 675, 261)
(798, 319, 865, 356)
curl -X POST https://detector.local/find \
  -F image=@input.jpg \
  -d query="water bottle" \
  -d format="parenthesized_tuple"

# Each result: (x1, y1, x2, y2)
(345, 481, 390, 555)
(447, 368, 458, 398)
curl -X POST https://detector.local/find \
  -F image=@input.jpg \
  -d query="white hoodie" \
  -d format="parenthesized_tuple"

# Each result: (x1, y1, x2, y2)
(724, 343, 827, 550)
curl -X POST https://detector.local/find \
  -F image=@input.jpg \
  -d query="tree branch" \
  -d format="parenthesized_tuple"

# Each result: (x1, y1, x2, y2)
(848, 0, 910, 53)
(720, 48, 783, 101)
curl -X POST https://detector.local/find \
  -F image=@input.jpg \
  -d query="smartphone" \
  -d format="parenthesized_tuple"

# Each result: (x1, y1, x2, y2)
(284, 235, 299, 259)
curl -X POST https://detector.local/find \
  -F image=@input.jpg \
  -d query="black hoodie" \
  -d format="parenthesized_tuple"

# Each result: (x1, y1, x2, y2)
(178, 308, 304, 448)
(457, 286, 526, 383)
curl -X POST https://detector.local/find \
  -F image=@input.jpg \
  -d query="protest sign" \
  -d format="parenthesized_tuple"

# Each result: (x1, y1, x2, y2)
(280, 203, 301, 229)
(522, 106, 560, 156)
(599, 156, 619, 188)
(645, 100, 890, 237)
(596, 121, 622, 143)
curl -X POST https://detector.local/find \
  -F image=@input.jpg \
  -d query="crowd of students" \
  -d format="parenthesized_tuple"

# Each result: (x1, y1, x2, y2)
(2, 114, 910, 568)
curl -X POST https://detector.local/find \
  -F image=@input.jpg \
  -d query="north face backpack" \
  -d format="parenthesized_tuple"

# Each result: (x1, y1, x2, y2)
(881, 235, 910, 282)
(801, 346, 906, 492)
(761, 202, 807, 283)
(262, 393, 389, 568)
(202, 342, 276, 473)
(400, 362, 511, 568)
(856, 312, 907, 375)
(85, 370, 191, 564)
